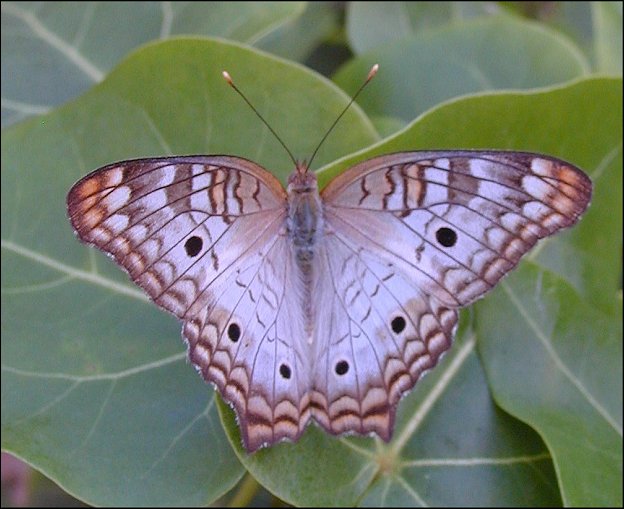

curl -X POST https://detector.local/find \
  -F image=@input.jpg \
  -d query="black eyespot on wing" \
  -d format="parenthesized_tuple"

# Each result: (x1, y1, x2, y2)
(185, 236, 203, 257)
(279, 364, 291, 379)
(335, 360, 349, 375)
(227, 323, 241, 342)
(436, 227, 457, 247)
(391, 316, 406, 334)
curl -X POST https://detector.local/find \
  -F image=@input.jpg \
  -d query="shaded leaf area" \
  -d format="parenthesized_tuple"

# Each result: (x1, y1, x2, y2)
(1, 1, 338, 126)
(334, 15, 588, 134)
(346, 2, 622, 76)
(346, 1, 494, 54)
(550, 1, 622, 75)
(306, 77, 620, 507)
(258, 2, 338, 63)
(592, 1, 623, 73)
(0, 39, 377, 506)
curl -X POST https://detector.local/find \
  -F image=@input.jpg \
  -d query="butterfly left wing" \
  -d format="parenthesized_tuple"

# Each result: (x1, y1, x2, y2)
(67, 156, 313, 452)
(67, 155, 288, 318)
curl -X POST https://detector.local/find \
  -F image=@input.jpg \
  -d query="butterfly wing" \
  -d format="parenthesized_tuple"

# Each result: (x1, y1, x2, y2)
(315, 151, 591, 439)
(68, 156, 289, 315)
(67, 156, 311, 452)
(182, 232, 313, 452)
(322, 151, 592, 307)
(310, 237, 457, 440)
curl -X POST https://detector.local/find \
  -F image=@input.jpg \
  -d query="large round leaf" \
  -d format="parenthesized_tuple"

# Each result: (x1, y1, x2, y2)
(334, 15, 589, 132)
(1, 2, 337, 127)
(0, 38, 377, 506)
(222, 77, 622, 506)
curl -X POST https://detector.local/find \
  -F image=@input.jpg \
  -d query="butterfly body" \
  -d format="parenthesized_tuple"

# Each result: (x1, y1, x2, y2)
(286, 163, 323, 262)
(67, 151, 591, 452)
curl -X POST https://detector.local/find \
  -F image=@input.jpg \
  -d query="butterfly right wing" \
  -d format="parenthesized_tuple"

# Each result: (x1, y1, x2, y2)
(322, 151, 592, 308)
(309, 236, 457, 441)
(67, 156, 312, 452)
(310, 150, 591, 442)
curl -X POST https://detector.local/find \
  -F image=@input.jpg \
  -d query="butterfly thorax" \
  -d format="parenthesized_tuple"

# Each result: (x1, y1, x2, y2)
(286, 164, 324, 262)
(287, 164, 324, 339)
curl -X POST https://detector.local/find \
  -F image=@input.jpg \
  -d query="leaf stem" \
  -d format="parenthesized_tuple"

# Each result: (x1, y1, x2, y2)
(227, 473, 261, 507)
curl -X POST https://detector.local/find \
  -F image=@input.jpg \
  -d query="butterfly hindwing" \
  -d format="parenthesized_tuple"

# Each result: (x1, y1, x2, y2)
(310, 235, 457, 440)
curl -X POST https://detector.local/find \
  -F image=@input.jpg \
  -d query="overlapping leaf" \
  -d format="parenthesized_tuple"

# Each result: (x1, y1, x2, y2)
(0, 38, 377, 506)
(1, 1, 336, 126)
(336, 15, 589, 135)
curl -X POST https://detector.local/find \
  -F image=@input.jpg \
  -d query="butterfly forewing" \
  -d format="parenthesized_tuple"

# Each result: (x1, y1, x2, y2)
(322, 151, 592, 307)
(68, 156, 286, 315)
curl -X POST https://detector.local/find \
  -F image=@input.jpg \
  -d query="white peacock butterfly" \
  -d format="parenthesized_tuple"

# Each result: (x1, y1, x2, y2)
(67, 65, 591, 452)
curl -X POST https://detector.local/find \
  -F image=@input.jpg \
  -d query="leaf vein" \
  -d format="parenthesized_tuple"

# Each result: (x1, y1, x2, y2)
(502, 281, 622, 436)
(1, 2, 104, 81)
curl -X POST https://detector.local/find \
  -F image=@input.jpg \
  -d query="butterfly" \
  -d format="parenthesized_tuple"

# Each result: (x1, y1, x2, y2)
(66, 68, 592, 453)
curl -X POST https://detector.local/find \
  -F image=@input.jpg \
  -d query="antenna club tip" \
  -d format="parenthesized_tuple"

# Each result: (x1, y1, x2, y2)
(222, 71, 233, 85)
(367, 64, 379, 82)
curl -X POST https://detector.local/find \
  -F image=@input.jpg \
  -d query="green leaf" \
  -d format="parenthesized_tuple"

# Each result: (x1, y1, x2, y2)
(1, 1, 318, 127)
(592, 1, 623, 73)
(334, 15, 589, 126)
(219, 78, 622, 506)
(0, 38, 377, 506)
(477, 268, 623, 506)
(346, 1, 492, 55)
(256, 2, 339, 63)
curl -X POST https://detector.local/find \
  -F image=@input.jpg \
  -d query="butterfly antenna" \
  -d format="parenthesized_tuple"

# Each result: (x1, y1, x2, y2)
(307, 64, 379, 170)
(222, 71, 298, 168)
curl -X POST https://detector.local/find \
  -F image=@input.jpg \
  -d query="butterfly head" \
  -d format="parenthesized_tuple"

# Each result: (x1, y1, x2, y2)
(287, 161, 317, 194)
